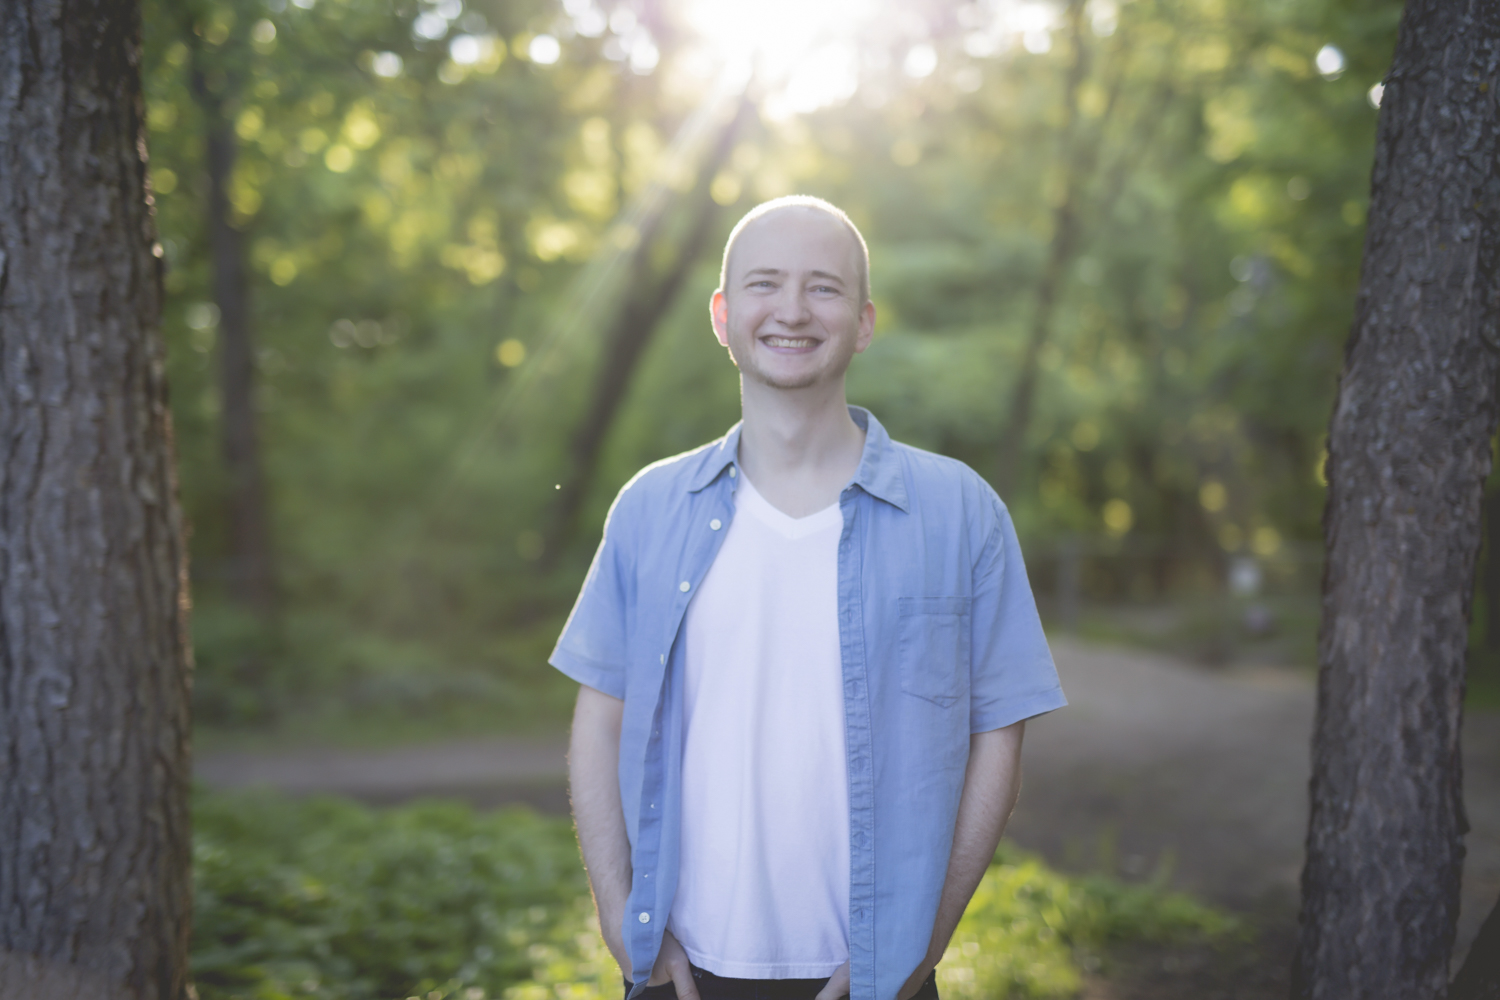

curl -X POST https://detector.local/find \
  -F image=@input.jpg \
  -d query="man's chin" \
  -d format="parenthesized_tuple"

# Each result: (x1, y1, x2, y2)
(743, 360, 841, 391)
(752, 371, 824, 390)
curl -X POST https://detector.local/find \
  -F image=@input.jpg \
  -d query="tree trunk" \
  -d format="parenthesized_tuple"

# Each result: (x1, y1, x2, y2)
(992, 3, 1176, 498)
(1294, 2, 1500, 997)
(993, 0, 1090, 498)
(0, 0, 194, 997)
(191, 53, 276, 617)
(545, 97, 753, 557)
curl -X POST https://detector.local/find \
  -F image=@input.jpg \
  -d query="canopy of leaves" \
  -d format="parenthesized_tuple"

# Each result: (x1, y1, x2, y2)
(142, 0, 1403, 722)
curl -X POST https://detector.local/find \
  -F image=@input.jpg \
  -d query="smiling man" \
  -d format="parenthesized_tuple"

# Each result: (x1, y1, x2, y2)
(554, 196, 1066, 1000)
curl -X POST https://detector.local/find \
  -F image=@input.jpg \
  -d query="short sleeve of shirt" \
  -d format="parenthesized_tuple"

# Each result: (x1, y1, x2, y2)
(968, 496, 1067, 733)
(549, 490, 636, 701)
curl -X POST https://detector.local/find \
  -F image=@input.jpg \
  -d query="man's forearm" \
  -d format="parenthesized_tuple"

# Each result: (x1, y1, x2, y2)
(903, 721, 1026, 996)
(569, 685, 633, 970)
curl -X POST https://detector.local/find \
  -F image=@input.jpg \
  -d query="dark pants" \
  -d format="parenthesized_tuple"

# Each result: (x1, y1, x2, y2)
(624, 964, 940, 1000)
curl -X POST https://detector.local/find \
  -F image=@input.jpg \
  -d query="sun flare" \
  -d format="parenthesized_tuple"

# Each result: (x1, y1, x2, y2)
(682, 0, 878, 114)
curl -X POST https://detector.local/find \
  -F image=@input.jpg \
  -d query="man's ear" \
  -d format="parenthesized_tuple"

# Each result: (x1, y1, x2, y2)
(710, 289, 730, 348)
(854, 299, 876, 354)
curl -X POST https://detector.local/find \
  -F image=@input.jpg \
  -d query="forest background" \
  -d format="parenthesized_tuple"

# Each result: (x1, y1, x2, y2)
(140, 0, 1493, 744)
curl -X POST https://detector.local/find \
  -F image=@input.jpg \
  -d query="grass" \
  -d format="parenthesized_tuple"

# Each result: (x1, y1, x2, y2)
(191, 789, 1238, 1000)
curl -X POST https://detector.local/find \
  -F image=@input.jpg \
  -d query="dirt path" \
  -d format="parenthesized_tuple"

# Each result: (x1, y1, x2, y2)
(196, 637, 1500, 974)
(198, 733, 572, 812)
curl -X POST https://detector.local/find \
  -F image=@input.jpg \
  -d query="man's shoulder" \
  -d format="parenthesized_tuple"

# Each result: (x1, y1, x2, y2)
(610, 433, 734, 512)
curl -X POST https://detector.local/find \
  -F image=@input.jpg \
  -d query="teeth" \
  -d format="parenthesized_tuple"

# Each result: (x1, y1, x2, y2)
(765, 336, 816, 348)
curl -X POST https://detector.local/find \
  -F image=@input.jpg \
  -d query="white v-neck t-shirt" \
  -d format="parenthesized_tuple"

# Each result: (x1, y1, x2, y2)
(668, 473, 851, 979)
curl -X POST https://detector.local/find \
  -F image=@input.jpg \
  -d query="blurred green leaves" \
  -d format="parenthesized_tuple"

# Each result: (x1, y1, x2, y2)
(191, 791, 1232, 1000)
(142, 0, 1402, 722)
(939, 844, 1236, 998)
(191, 792, 609, 999)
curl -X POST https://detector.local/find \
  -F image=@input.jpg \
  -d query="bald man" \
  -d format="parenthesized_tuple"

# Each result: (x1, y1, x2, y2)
(554, 197, 1066, 1000)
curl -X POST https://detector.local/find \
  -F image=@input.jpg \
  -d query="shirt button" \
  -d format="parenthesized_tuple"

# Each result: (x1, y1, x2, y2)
(729, 467, 737, 478)
(639, 912, 651, 924)
(710, 519, 722, 530)
(679, 581, 690, 592)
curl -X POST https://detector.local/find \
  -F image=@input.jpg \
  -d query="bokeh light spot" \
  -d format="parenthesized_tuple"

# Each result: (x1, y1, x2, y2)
(1103, 499, 1133, 536)
(497, 339, 527, 367)
(324, 144, 354, 172)
(529, 34, 561, 65)
(1251, 526, 1282, 557)
(1315, 44, 1345, 80)
(1199, 480, 1228, 512)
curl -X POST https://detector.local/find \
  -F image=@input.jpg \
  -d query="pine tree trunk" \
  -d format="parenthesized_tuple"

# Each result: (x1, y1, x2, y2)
(1294, 2, 1500, 997)
(209, 118, 275, 616)
(993, 0, 1089, 498)
(545, 97, 752, 558)
(0, 0, 194, 996)
(191, 48, 276, 618)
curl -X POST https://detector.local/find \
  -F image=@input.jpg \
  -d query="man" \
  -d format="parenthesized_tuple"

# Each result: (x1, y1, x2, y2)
(552, 196, 1065, 1000)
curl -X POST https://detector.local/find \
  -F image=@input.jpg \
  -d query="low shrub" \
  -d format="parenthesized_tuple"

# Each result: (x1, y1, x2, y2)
(192, 790, 610, 1000)
(191, 791, 1233, 1000)
(936, 844, 1238, 999)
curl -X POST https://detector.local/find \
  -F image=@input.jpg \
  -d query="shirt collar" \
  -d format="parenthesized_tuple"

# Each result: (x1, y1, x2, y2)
(847, 406, 910, 512)
(686, 423, 743, 494)
(687, 406, 910, 513)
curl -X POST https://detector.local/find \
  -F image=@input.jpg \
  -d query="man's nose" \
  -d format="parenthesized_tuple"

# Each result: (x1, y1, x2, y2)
(771, 287, 811, 326)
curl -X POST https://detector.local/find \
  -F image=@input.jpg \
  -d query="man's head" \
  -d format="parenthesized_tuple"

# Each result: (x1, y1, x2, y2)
(711, 196, 876, 391)
(720, 196, 870, 306)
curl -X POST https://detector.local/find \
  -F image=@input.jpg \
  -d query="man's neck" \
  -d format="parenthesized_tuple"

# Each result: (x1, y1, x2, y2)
(735, 377, 866, 518)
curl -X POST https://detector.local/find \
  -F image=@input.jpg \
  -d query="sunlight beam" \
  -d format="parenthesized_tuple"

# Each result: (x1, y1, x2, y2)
(682, 0, 878, 115)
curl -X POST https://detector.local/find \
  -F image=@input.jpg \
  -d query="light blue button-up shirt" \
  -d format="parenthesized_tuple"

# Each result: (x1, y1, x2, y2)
(551, 407, 1066, 1000)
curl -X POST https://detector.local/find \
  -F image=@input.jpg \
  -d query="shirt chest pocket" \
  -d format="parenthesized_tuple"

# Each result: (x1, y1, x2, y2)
(897, 596, 972, 708)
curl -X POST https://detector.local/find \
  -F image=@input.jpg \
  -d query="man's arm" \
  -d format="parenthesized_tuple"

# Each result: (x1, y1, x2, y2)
(897, 720, 1026, 1000)
(569, 685, 702, 1000)
(569, 685, 633, 970)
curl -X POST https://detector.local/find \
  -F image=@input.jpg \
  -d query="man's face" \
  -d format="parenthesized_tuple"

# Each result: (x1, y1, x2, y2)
(711, 207, 875, 391)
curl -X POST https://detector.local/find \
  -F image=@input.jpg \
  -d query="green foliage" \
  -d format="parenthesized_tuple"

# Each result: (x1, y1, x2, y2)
(938, 844, 1236, 999)
(191, 790, 611, 1000)
(137, 0, 1441, 725)
(191, 791, 1233, 1000)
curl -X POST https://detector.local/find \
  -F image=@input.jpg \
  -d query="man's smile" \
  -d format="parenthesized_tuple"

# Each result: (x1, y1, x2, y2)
(762, 335, 819, 349)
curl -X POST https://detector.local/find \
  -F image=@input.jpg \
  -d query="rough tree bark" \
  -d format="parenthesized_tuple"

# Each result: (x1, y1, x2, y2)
(1294, 2, 1500, 997)
(0, 0, 194, 997)
(189, 37, 276, 617)
(545, 97, 753, 556)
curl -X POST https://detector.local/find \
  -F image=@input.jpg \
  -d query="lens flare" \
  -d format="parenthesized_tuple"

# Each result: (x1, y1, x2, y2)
(682, 0, 878, 114)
